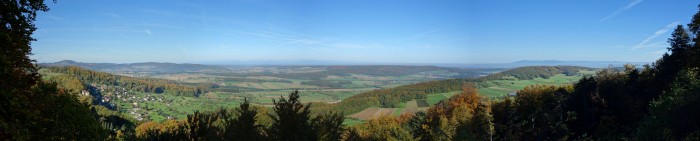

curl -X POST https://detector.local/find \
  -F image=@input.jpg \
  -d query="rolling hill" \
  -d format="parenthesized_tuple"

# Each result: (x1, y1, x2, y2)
(316, 66, 595, 116)
(41, 60, 231, 73)
(457, 60, 649, 68)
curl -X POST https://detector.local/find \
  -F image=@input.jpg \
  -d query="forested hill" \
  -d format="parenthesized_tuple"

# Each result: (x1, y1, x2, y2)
(41, 60, 230, 73)
(474, 66, 590, 83)
(462, 60, 648, 68)
(42, 66, 207, 96)
(489, 66, 587, 78)
(319, 66, 592, 114)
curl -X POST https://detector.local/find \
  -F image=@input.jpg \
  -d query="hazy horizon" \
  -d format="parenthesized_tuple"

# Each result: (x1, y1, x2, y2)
(40, 59, 650, 68)
(30, 0, 697, 64)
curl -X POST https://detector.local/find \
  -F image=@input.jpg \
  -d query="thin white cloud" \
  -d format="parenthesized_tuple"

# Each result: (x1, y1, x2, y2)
(634, 41, 667, 49)
(225, 29, 381, 49)
(395, 27, 452, 44)
(104, 12, 121, 18)
(144, 23, 183, 29)
(119, 34, 131, 38)
(633, 21, 679, 49)
(38, 39, 121, 45)
(279, 36, 376, 49)
(652, 50, 667, 55)
(144, 29, 152, 36)
(47, 15, 66, 21)
(139, 8, 201, 20)
(601, 0, 643, 21)
(132, 21, 183, 29)
(91, 27, 153, 36)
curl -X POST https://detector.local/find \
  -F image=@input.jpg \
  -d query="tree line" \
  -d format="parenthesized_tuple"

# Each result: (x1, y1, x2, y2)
(44, 66, 207, 97)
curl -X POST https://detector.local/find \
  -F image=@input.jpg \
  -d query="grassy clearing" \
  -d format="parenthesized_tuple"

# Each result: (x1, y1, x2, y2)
(478, 74, 586, 98)
(392, 108, 404, 116)
(38, 69, 65, 80)
(401, 100, 420, 115)
(405, 100, 418, 109)
(478, 88, 512, 98)
(349, 108, 396, 120)
(362, 95, 453, 119)
(343, 118, 365, 126)
(427, 91, 460, 105)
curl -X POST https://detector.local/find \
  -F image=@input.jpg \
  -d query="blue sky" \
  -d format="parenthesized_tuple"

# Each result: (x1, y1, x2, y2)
(31, 0, 699, 64)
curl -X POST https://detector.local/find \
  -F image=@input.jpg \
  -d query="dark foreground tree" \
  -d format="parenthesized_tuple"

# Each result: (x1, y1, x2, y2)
(186, 111, 220, 140)
(1, 0, 106, 140)
(637, 69, 700, 140)
(224, 98, 263, 140)
(312, 112, 345, 141)
(268, 90, 316, 141)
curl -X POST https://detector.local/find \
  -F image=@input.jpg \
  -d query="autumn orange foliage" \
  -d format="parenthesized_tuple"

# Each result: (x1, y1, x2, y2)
(427, 82, 483, 118)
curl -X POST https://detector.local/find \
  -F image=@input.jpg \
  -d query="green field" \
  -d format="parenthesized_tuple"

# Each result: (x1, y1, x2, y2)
(478, 73, 592, 98)
(392, 108, 404, 116)
(38, 69, 65, 80)
(427, 91, 461, 105)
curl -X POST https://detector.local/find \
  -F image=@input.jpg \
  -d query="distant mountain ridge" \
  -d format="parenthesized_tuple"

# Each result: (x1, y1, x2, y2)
(40, 60, 230, 73)
(40, 60, 647, 73)
(458, 60, 649, 68)
(200, 60, 649, 68)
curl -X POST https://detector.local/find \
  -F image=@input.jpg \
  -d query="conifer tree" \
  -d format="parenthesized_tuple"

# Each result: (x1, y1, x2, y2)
(268, 90, 316, 141)
(224, 98, 263, 140)
(312, 112, 345, 141)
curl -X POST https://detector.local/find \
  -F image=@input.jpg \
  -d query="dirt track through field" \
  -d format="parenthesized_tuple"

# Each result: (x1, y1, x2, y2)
(349, 108, 397, 120)
(350, 100, 433, 120)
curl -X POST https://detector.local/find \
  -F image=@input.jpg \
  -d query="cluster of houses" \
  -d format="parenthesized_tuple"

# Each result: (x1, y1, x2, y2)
(89, 84, 169, 121)
(121, 94, 167, 121)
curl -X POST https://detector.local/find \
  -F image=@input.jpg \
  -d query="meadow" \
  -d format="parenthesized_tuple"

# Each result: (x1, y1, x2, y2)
(478, 70, 595, 98)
